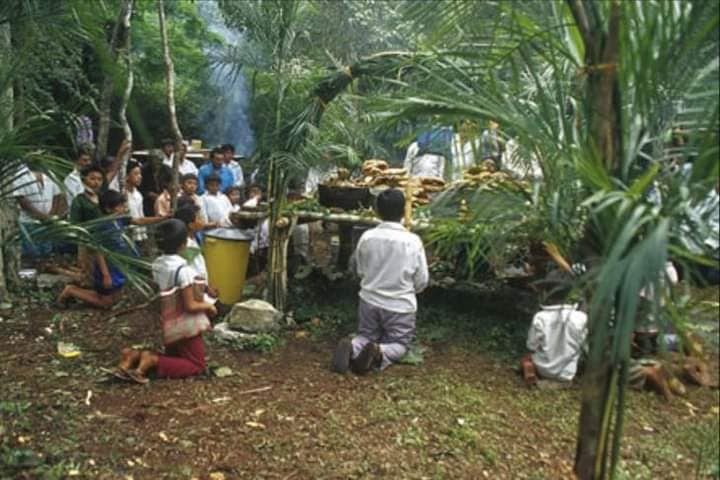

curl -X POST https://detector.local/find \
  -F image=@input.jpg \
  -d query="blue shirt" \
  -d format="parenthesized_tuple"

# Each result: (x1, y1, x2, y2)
(198, 163, 235, 194)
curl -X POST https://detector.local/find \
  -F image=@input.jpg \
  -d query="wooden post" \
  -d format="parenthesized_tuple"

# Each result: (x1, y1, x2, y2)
(268, 216, 297, 312)
(403, 182, 413, 228)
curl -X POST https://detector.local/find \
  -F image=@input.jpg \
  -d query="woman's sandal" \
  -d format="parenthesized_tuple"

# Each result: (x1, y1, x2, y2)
(111, 367, 133, 382)
(125, 369, 150, 385)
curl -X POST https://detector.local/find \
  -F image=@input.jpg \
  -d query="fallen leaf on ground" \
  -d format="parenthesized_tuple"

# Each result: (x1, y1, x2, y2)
(213, 367, 234, 378)
(57, 342, 81, 358)
(245, 421, 266, 429)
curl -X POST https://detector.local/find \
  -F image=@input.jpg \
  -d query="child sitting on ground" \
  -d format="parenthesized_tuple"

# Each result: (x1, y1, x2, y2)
(114, 219, 217, 384)
(331, 189, 429, 374)
(59, 190, 165, 308)
(202, 173, 233, 227)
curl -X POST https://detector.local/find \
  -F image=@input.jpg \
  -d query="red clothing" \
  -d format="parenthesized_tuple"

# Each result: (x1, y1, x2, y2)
(155, 334, 206, 379)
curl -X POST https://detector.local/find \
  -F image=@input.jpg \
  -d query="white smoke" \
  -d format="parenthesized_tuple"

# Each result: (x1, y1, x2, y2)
(198, 1, 256, 157)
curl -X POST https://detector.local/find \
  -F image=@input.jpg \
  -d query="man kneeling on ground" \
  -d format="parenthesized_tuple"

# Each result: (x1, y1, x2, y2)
(331, 189, 429, 374)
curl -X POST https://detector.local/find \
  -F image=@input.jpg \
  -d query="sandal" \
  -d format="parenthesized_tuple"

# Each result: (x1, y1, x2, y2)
(112, 367, 133, 382)
(126, 369, 150, 385)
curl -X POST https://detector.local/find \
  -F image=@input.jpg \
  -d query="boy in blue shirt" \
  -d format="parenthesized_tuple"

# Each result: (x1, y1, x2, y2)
(58, 190, 165, 309)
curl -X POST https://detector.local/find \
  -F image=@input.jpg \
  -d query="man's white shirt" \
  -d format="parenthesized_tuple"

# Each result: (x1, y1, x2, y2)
(353, 222, 429, 313)
(14, 169, 61, 223)
(63, 169, 83, 207)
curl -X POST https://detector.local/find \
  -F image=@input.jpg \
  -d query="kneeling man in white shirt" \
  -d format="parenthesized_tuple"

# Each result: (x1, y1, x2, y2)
(331, 189, 429, 374)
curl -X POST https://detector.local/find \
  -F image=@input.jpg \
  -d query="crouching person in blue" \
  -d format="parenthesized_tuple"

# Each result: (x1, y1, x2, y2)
(331, 189, 429, 374)
(58, 190, 164, 309)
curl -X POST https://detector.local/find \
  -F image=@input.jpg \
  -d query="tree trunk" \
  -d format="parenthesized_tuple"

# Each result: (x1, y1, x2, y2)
(268, 217, 296, 311)
(117, 0, 134, 192)
(568, 1, 624, 478)
(0, 21, 13, 301)
(9, 17, 24, 126)
(96, 1, 132, 163)
(157, 0, 184, 210)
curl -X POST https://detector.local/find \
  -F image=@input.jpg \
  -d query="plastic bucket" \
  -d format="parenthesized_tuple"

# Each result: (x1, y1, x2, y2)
(203, 228, 252, 305)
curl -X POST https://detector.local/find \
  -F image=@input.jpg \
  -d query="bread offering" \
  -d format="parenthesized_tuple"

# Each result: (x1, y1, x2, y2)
(321, 160, 449, 209)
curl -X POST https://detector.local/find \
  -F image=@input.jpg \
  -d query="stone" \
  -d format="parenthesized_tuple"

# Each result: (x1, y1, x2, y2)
(213, 322, 258, 342)
(37, 273, 72, 289)
(226, 299, 282, 333)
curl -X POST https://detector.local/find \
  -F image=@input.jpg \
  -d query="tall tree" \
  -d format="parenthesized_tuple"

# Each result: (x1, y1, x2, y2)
(96, 0, 133, 163)
(117, 0, 134, 191)
(157, 0, 183, 208)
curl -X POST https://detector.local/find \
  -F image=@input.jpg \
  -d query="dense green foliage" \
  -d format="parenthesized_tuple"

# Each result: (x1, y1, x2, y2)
(128, 1, 221, 149)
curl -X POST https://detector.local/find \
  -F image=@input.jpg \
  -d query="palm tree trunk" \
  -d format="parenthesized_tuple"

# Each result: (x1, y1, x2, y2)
(568, 1, 624, 478)
(157, 0, 183, 209)
(96, 0, 132, 163)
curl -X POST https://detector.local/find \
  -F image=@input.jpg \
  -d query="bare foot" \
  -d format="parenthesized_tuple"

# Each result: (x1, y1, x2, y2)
(56, 288, 70, 309)
(118, 348, 141, 372)
(136, 351, 159, 377)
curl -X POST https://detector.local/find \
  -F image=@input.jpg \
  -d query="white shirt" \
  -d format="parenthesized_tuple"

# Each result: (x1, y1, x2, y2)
(64, 169, 84, 207)
(292, 223, 310, 260)
(304, 167, 337, 194)
(250, 219, 270, 254)
(162, 153, 174, 168)
(152, 254, 194, 290)
(203, 192, 233, 227)
(185, 236, 217, 304)
(353, 222, 429, 313)
(403, 142, 445, 179)
(163, 153, 198, 177)
(449, 134, 476, 181)
(126, 187, 147, 242)
(228, 160, 244, 188)
(527, 305, 588, 382)
(179, 159, 199, 176)
(14, 169, 61, 224)
(186, 237, 208, 280)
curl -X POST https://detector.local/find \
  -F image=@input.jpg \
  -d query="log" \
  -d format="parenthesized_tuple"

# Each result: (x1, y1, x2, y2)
(229, 210, 431, 231)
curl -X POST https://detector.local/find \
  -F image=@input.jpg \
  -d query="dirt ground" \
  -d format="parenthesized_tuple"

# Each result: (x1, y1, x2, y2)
(1, 279, 718, 479)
